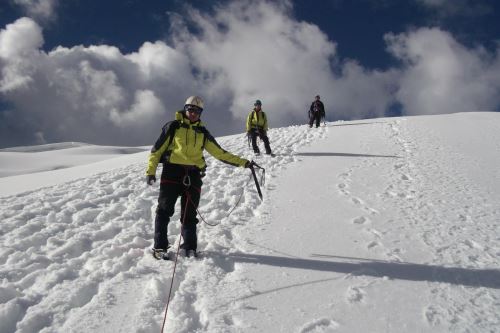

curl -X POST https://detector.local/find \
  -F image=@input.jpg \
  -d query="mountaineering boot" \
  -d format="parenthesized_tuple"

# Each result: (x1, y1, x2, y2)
(180, 242, 198, 258)
(183, 249, 198, 258)
(151, 247, 170, 260)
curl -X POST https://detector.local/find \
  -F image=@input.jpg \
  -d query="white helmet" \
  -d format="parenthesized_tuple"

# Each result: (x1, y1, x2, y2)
(184, 96, 204, 110)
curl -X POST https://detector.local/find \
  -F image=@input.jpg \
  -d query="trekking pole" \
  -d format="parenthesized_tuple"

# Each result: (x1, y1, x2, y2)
(249, 162, 265, 200)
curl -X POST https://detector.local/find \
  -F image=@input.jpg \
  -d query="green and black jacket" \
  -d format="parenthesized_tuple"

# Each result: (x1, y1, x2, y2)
(246, 109, 268, 132)
(146, 111, 249, 176)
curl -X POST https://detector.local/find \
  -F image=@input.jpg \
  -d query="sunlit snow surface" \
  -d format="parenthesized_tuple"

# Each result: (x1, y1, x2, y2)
(1, 113, 499, 332)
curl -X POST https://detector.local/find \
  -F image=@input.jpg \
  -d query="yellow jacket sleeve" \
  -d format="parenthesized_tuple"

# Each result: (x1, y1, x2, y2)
(204, 133, 249, 167)
(146, 149, 164, 176)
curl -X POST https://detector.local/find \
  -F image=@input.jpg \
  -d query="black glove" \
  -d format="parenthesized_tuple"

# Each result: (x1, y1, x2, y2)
(245, 160, 254, 168)
(146, 175, 156, 185)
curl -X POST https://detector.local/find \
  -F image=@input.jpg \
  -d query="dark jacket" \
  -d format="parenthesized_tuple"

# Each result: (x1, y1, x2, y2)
(309, 100, 325, 118)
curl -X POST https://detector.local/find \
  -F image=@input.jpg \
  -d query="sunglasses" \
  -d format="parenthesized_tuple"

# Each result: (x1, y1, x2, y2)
(185, 105, 203, 114)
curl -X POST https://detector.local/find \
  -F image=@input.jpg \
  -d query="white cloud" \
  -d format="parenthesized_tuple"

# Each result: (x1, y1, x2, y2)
(109, 90, 165, 127)
(0, 17, 43, 58)
(0, 17, 193, 146)
(386, 27, 500, 115)
(13, 0, 59, 22)
(127, 41, 192, 82)
(1, 3, 398, 147)
(169, 0, 395, 125)
(329, 61, 398, 119)
(0, 17, 43, 91)
(1, 2, 500, 148)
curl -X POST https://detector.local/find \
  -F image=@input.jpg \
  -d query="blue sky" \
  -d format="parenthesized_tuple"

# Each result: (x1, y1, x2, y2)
(1, 0, 500, 147)
(3, 1, 499, 69)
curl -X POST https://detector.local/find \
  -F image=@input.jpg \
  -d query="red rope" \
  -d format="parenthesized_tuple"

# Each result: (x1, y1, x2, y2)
(160, 196, 189, 333)
(159, 171, 256, 331)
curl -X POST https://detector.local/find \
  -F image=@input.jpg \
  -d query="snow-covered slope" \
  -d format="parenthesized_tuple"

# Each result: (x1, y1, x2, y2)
(1, 113, 499, 333)
(0, 144, 149, 196)
(0, 142, 149, 178)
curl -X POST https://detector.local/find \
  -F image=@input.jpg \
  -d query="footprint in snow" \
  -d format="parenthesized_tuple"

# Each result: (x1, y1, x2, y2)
(424, 305, 443, 326)
(346, 286, 365, 303)
(351, 197, 363, 205)
(401, 174, 411, 181)
(299, 318, 339, 332)
(337, 183, 347, 190)
(352, 216, 368, 225)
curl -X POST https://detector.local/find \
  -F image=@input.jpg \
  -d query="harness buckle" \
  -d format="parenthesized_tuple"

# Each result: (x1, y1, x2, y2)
(182, 175, 191, 187)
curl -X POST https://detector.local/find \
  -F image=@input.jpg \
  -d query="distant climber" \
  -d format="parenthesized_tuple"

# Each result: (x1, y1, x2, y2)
(308, 95, 325, 128)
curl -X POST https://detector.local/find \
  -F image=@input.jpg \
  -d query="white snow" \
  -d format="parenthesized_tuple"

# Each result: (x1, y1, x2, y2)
(0, 143, 149, 196)
(1, 112, 499, 333)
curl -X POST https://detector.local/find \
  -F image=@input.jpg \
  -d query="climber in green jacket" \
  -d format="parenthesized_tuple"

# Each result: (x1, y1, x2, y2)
(246, 99, 273, 156)
(146, 96, 251, 258)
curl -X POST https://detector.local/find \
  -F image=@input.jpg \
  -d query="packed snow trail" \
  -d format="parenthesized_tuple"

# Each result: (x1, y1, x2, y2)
(226, 114, 500, 332)
(1, 113, 500, 333)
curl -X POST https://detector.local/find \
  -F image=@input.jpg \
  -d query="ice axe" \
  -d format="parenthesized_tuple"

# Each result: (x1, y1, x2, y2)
(249, 161, 265, 200)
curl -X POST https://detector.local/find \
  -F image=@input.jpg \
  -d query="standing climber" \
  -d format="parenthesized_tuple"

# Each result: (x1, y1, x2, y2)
(246, 99, 273, 156)
(146, 96, 252, 259)
(308, 95, 325, 128)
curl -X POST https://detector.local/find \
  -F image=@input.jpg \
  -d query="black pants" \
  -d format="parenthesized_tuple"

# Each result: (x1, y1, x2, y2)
(249, 128, 272, 154)
(154, 163, 202, 250)
(309, 111, 321, 128)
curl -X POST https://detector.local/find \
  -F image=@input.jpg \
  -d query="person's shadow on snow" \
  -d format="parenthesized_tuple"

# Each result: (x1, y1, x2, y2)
(295, 152, 400, 158)
(209, 252, 500, 289)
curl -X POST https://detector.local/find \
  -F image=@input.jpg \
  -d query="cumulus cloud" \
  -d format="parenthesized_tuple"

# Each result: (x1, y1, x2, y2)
(386, 27, 500, 115)
(109, 90, 165, 127)
(12, 0, 59, 23)
(1, 1, 500, 148)
(168, 1, 396, 126)
(0, 17, 43, 91)
(0, 2, 397, 147)
(0, 17, 192, 147)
